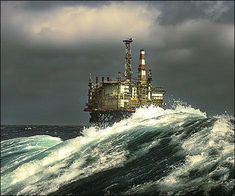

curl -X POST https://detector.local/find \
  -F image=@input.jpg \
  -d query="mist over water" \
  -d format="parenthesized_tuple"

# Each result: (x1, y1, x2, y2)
(1, 103, 234, 195)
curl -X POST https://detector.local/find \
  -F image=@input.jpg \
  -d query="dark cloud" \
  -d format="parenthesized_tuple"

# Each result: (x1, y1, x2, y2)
(155, 1, 234, 25)
(1, 1, 234, 125)
(21, 1, 109, 10)
(1, 1, 108, 13)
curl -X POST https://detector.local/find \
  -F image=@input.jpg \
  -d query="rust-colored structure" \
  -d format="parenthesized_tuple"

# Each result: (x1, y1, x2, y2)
(84, 38, 166, 126)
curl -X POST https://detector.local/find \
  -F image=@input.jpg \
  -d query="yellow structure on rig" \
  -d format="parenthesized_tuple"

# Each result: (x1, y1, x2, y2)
(84, 38, 166, 126)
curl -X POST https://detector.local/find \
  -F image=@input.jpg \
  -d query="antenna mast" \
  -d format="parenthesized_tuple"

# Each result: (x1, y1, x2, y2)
(123, 38, 133, 81)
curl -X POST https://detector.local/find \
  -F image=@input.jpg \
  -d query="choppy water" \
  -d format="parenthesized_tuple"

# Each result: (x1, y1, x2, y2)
(1, 104, 234, 195)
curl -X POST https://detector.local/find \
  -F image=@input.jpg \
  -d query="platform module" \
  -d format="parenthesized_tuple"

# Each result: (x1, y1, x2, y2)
(84, 38, 166, 126)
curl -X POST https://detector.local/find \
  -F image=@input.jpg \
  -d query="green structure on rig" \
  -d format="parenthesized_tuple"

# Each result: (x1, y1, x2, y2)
(84, 38, 166, 126)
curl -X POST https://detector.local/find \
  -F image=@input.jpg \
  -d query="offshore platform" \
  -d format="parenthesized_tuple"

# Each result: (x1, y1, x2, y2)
(84, 38, 166, 126)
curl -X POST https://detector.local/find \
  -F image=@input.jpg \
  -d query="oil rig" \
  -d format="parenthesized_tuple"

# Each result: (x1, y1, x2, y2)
(84, 38, 166, 126)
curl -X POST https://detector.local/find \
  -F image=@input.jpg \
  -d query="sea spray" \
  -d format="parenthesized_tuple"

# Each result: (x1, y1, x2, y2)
(1, 103, 234, 195)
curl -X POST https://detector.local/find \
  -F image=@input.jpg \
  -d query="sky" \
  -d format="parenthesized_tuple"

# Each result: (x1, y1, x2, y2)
(1, 1, 234, 125)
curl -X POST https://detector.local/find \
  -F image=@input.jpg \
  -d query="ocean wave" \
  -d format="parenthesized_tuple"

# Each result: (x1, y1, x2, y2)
(1, 103, 234, 195)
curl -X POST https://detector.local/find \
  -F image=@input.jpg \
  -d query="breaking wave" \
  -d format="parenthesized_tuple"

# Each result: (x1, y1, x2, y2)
(1, 103, 234, 195)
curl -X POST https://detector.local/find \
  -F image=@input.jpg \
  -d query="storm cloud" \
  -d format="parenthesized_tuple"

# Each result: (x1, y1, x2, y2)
(1, 1, 234, 125)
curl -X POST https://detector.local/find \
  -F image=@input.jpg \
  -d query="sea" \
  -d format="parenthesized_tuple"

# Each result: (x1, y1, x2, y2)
(1, 103, 234, 195)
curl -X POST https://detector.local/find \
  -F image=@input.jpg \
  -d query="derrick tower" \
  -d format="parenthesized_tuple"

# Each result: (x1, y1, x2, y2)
(123, 38, 133, 81)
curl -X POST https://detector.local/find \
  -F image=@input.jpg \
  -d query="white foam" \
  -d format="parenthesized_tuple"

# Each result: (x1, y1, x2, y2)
(1, 103, 221, 195)
(123, 113, 234, 195)
(157, 116, 234, 193)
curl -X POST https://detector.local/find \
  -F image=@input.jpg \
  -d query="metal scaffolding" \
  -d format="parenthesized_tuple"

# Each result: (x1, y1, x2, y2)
(123, 38, 133, 81)
(89, 111, 133, 127)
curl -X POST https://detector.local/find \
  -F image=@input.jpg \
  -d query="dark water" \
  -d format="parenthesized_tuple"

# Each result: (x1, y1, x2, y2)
(1, 125, 83, 141)
(1, 105, 234, 195)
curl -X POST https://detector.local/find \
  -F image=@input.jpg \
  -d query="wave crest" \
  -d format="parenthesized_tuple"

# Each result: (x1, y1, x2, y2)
(1, 103, 234, 195)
